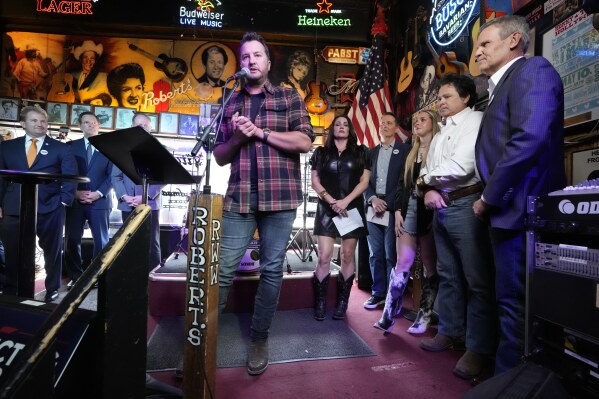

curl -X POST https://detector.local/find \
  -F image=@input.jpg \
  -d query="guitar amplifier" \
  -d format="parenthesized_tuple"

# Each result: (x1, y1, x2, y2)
(527, 180, 599, 398)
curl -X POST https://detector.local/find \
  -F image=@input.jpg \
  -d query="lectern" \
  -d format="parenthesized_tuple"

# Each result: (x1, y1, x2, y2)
(0, 170, 89, 298)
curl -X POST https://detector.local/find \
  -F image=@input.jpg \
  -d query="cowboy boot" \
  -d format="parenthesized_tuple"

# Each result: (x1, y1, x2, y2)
(332, 273, 355, 320)
(373, 269, 410, 333)
(312, 273, 330, 321)
(407, 273, 439, 334)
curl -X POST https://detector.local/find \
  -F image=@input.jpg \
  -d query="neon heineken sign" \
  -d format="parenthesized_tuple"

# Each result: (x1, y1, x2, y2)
(297, 0, 352, 27)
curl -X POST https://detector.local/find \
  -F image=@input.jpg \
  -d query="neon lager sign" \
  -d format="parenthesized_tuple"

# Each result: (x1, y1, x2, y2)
(430, 0, 477, 46)
(297, 0, 352, 27)
(36, 0, 96, 15)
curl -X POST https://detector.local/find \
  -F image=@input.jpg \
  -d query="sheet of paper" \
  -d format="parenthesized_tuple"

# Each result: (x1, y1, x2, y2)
(332, 208, 364, 236)
(366, 207, 390, 227)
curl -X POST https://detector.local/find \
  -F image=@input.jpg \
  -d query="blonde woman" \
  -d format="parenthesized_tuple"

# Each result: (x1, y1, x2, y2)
(374, 109, 440, 334)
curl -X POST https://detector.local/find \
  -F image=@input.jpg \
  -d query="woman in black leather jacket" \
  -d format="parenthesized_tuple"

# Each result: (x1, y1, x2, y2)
(310, 115, 371, 321)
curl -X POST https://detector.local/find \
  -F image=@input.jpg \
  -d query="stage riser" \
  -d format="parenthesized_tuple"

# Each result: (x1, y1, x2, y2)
(148, 273, 340, 317)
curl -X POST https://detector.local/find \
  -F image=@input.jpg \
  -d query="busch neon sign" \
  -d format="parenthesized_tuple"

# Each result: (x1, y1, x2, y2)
(430, 0, 477, 46)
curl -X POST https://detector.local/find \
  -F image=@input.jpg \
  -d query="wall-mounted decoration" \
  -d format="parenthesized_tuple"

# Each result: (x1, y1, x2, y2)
(542, 9, 599, 126)
(70, 103, 92, 125)
(115, 107, 136, 130)
(0, 98, 20, 121)
(159, 112, 179, 135)
(179, 114, 199, 138)
(47, 101, 69, 125)
(95, 106, 115, 129)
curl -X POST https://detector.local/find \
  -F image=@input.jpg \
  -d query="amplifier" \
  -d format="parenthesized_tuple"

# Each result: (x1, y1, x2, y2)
(527, 178, 599, 398)
(530, 178, 599, 234)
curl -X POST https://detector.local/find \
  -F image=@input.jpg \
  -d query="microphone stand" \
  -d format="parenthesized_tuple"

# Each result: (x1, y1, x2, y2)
(190, 78, 240, 195)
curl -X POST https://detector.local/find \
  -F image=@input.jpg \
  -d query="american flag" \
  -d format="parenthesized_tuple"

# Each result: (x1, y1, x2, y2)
(348, 34, 410, 148)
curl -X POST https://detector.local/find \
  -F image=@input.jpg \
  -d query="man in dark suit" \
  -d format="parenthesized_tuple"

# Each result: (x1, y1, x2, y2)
(64, 112, 113, 287)
(473, 15, 566, 374)
(0, 106, 77, 301)
(111, 113, 163, 270)
(363, 112, 410, 309)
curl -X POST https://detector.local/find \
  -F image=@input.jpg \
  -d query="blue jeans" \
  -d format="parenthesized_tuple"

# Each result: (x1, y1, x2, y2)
(490, 227, 525, 374)
(366, 211, 396, 298)
(433, 193, 496, 355)
(219, 195, 296, 341)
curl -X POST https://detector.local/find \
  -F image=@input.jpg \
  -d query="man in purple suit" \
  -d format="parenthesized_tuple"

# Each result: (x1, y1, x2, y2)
(0, 106, 77, 301)
(473, 15, 566, 374)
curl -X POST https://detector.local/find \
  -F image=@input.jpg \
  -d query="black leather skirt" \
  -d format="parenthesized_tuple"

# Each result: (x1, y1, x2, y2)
(312, 201, 368, 239)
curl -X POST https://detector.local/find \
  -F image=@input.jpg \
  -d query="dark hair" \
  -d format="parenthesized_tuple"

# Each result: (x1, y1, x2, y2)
(240, 32, 270, 60)
(316, 115, 364, 172)
(202, 45, 228, 66)
(107, 63, 146, 106)
(78, 111, 98, 125)
(438, 74, 477, 108)
(382, 111, 399, 126)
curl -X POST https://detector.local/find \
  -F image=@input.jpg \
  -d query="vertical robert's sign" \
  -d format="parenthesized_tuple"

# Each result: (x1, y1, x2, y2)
(183, 193, 222, 399)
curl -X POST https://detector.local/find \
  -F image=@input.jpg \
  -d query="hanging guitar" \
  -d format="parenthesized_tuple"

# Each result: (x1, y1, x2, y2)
(305, 49, 330, 115)
(128, 43, 188, 82)
(47, 40, 75, 103)
(426, 32, 469, 78)
(397, 22, 414, 93)
(468, 0, 496, 77)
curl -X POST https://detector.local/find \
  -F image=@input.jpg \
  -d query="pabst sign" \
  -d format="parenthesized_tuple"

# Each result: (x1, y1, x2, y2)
(430, 0, 477, 46)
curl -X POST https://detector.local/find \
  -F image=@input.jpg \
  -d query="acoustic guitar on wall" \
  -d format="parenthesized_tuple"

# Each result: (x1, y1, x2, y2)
(397, 23, 414, 93)
(305, 49, 330, 115)
(468, 0, 496, 77)
(426, 32, 469, 78)
(47, 40, 75, 103)
(128, 43, 188, 82)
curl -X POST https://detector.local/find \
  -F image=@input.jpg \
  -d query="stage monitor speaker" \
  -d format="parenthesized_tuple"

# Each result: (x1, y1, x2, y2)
(462, 362, 570, 399)
(582, 0, 599, 14)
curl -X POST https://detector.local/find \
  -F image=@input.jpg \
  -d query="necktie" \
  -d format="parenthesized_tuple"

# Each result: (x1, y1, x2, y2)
(86, 143, 93, 165)
(27, 138, 38, 167)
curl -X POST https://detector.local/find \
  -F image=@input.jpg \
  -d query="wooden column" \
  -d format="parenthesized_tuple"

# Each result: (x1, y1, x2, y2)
(182, 193, 223, 399)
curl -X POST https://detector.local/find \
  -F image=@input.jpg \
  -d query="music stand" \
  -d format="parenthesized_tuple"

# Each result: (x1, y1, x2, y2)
(89, 126, 198, 195)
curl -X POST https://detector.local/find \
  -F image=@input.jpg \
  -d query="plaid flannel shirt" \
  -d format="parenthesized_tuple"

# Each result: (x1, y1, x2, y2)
(215, 80, 314, 213)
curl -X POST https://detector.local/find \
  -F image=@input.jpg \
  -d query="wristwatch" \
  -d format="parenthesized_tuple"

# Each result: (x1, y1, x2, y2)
(262, 128, 271, 142)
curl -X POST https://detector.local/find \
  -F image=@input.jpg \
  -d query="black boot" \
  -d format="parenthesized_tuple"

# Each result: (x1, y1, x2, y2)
(374, 270, 410, 333)
(333, 273, 354, 320)
(312, 273, 330, 321)
(407, 273, 439, 334)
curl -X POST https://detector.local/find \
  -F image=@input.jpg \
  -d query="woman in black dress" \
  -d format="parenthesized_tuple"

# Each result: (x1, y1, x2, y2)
(310, 115, 371, 321)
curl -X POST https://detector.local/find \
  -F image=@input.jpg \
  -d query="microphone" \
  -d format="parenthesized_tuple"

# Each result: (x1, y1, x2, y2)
(227, 67, 250, 81)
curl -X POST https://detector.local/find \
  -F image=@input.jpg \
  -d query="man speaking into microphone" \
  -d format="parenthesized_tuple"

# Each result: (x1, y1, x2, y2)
(213, 32, 314, 376)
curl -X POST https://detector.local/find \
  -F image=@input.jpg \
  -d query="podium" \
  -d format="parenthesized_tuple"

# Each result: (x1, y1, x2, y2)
(0, 170, 89, 298)
(91, 127, 221, 399)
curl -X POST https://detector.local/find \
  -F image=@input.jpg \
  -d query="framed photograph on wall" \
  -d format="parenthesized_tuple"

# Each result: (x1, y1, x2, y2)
(571, 148, 599, 185)
(70, 104, 92, 125)
(0, 97, 20, 121)
(178, 114, 199, 138)
(147, 113, 158, 133)
(159, 112, 179, 135)
(46, 101, 69, 125)
(115, 107, 136, 129)
(95, 106, 115, 129)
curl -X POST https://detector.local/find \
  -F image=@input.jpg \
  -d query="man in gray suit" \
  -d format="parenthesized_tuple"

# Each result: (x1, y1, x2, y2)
(111, 113, 164, 270)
